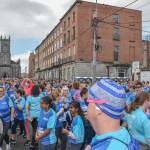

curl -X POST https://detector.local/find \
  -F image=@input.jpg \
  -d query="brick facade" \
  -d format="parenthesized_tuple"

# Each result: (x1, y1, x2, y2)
(28, 52, 35, 78)
(34, 0, 142, 80)
(142, 40, 150, 68)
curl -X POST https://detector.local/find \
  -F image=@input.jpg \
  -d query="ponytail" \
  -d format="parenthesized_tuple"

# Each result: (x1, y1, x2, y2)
(78, 106, 86, 125)
(70, 101, 86, 125)
(126, 91, 149, 114)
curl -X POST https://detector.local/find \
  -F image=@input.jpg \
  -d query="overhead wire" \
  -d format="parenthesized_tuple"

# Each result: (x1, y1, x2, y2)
(100, 20, 150, 34)
(101, 0, 138, 20)
(136, 1, 150, 9)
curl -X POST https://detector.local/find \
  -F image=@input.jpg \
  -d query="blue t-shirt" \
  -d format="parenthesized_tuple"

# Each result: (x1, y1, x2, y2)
(78, 99, 91, 126)
(69, 115, 84, 144)
(91, 128, 132, 150)
(78, 99, 87, 112)
(144, 86, 150, 93)
(124, 108, 150, 144)
(6, 89, 16, 102)
(4, 84, 9, 90)
(14, 97, 25, 120)
(126, 93, 136, 105)
(0, 96, 13, 122)
(53, 101, 64, 128)
(38, 109, 57, 145)
(26, 94, 43, 118)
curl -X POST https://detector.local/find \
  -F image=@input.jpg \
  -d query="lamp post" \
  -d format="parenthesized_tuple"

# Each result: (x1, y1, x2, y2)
(58, 58, 61, 83)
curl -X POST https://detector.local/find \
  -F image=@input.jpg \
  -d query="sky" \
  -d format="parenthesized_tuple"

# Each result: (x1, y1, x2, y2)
(0, 0, 150, 72)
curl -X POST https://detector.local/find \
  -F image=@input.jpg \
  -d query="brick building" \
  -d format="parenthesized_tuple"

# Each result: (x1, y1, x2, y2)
(34, 0, 142, 80)
(142, 40, 150, 68)
(28, 52, 35, 78)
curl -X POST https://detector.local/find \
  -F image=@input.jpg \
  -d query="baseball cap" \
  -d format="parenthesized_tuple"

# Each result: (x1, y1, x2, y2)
(53, 84, 59, 88)
(87, 79, 126, 119)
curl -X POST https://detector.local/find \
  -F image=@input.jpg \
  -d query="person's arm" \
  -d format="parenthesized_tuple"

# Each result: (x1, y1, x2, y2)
(8, 98, 15, 122)
(56, 108, 64, 117)
(26, 104, 30, 116)
(62, 128, 78, 139)
(15, 99, 25, 111)
(36, 129, 52, 142)
(16, 103, 22, 111)
(143, 120, 150, 147)
(26, 98, 33, 121)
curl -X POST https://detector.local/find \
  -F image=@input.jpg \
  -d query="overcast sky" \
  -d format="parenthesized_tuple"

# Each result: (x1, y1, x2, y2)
(0, 0, 150, 72)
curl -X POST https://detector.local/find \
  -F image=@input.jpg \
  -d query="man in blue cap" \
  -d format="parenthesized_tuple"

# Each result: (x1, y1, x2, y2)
(86, 79, 139, 150)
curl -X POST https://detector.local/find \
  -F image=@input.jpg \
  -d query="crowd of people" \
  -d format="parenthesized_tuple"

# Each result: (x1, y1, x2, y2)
(0, 78, 150, 150)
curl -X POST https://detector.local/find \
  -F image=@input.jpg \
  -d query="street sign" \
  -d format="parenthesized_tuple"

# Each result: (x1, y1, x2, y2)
(132, 61, 140, 74)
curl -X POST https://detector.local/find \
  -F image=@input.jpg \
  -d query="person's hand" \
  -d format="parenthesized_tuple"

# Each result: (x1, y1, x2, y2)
(62, 97, 67, 103)
(14, 99, 18, 104)
(84, 112, 88, 120)
(27, 116, 33, 122)
(62, 128, 69, 134)
(85, 145, 91, 150)
(11, 116, 14, 123)
(35, 136, 40, 142)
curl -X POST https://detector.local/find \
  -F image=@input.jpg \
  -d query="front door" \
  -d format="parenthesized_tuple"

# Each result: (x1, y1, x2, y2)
(1, 72, 9, 78)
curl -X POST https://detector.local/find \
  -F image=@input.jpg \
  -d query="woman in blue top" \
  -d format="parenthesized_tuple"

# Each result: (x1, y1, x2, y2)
(26, 85, 43, 149)
(0, 86, 14, 150)
(35, 96, 57, 150)
(125, 91, 150, 150)
(6, 83, 16, 102)
(62, 101, 84, 150)
(10, 89, 25, 144)
(78, 88, 95, 150)
(52, 91, 67, 150)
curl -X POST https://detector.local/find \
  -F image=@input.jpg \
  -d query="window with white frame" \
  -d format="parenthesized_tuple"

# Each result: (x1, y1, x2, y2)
(60, 52, 62, 59)
(52, 45, 53, 53)
(68, 47, 70, 56)
(50, 47, 51, 54)
(57, 30, 59, 37)
(60, 27, 62, 34)
(60, 38, 62, 48)
(64, 50, 66, 58)
(54, 43, 56, 51)
(73, 45, 75, 55)
(57, 40, 59, 49)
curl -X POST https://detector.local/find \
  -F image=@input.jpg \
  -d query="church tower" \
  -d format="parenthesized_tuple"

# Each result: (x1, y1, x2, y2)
(0, 35, 11, 65)
(0, 35, 21, 78)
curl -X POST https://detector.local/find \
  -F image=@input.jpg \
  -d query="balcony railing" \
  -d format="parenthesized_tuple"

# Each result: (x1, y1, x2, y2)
(51, 59, 62, 67)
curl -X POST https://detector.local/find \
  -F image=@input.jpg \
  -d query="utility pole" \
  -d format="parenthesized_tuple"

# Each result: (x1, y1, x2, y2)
(92, 0, 100, 84)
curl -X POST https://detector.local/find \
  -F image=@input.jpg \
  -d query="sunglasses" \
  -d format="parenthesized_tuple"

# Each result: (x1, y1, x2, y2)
(135, 86, 142, 89)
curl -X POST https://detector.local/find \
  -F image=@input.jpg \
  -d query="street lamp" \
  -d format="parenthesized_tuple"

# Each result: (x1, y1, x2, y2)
(58, 58, 61, 83)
